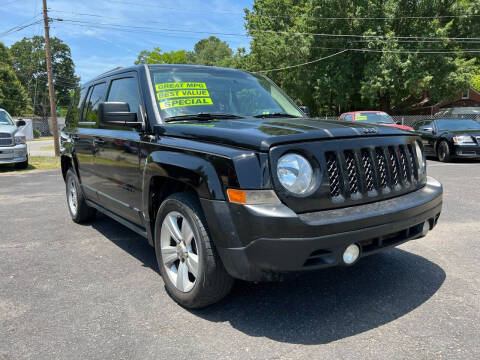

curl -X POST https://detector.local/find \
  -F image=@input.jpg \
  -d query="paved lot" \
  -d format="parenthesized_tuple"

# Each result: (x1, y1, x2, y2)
(1, 160, 479, 359)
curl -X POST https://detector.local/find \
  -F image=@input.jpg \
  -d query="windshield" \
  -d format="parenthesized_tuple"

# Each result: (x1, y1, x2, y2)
(354, 112, 394, 124)
(436, 119, 480, 131)
(0, 110, 14, 125)
(149, 66, 303, 120)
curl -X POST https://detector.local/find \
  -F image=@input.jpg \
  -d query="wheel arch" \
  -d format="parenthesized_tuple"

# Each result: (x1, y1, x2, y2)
(142, 150, 226, 245)
(61, 154, 81, 182)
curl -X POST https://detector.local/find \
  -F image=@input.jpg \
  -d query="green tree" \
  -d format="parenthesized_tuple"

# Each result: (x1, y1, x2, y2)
(135, 36, 235, 67)
(134, 48, 189, 64)
(188, 36, 233, 66)
(0, 42, 28, 115)
(244, 0, 479, 115)
(10, 36, 78, 118)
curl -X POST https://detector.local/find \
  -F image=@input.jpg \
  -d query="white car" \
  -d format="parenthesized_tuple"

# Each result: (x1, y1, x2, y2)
(0, 108, 28, 169)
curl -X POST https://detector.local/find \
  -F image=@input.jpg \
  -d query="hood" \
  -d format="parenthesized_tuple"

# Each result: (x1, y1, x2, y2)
(441, 129, 480, 137)
(157, 117, 413, 151)
(0, 124, 20, 136)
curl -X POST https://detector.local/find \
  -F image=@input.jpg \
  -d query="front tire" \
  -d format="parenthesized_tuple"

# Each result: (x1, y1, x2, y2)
(65, 168, 96, 223)
(154, 192, 234, 308)
(437, 140, 452, 162)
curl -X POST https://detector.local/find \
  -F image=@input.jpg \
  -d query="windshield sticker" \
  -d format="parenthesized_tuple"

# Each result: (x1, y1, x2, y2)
(355, 114, 367, 120)
(155, 82, 214, 110)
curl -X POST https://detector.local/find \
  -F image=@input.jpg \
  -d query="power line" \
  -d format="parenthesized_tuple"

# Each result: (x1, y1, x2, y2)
(48, 15, 480, 44)
(55, 18, 480, 43)
(89, 1, 480, 21)
(310, 46, 480, 53)
(252, 49, 349, 73)
(0, 19, 43, 38)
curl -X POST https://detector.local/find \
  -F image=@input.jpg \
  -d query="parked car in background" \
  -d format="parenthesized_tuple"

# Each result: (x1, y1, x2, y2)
(339, 111, 414, 131)
(414, 118, 480, 162)
(0, 108, 28, 169)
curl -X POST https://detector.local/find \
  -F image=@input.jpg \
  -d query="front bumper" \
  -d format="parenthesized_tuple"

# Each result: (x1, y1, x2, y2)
(454, 144, 480, 158)
(201, 176, 443, 281)
(0, 144, 27, 164)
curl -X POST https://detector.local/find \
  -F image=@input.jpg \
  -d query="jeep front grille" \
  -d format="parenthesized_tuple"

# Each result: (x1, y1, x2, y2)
(326, 152, 341, 197)
(326, 144, 419, 200)
(0, 133, 13, 147)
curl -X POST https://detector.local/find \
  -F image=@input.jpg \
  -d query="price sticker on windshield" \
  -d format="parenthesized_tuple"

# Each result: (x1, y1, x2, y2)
(355, 114, 367, 120)
(155, 82, 214, 110)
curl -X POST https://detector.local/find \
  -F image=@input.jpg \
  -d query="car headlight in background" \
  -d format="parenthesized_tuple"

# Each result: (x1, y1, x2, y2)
(453, 135, 475, 144)
(277, 153, 313, 194)
(14, 135, 26, 144)
(415, 141, 426, 172)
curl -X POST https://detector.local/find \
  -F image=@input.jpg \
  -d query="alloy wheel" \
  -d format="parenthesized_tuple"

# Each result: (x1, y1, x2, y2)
(160, 211, 199, 293)
(67, 177, 78, 216)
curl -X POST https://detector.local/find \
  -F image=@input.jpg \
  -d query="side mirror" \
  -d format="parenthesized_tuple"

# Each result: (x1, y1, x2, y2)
(299, 106, 310, 117)
(98, 102, 141, 129)
(16, 119, 26, 127)
(420, 127, 434, 134)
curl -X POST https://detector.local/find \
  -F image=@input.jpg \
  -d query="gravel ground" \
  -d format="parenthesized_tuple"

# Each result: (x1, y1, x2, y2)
(0, 159, 479, 359)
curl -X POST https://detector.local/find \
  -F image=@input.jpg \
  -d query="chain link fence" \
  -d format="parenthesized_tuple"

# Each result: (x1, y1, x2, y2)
(313, 114, 480, 127)
(15, 118, 66, 137)
(391, 114, 480, 127)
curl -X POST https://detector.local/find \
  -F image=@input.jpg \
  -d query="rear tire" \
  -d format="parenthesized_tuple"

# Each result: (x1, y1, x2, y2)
(437, 140, 452, 162)
(154, 192, 234, 308)
(65, 168, 96, 223)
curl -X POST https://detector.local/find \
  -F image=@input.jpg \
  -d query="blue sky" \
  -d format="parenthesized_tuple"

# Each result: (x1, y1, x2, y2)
(0, 0, 253, 82)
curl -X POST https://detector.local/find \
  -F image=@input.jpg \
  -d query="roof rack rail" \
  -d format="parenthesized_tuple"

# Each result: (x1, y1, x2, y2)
(97, 66, 123, 77)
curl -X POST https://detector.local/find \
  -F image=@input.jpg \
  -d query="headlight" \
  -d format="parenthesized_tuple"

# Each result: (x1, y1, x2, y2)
(453, 135, 474, 144)
(14, 135, 26, 144)
(415, 141, 426, 172)
(277, 153, 313, 194)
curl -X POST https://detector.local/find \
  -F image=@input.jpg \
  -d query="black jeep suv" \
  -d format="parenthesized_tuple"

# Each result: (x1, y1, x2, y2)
(61, 64, 443, 308)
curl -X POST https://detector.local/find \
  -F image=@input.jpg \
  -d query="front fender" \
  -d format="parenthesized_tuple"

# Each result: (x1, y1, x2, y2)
(142, 150, 226, 205)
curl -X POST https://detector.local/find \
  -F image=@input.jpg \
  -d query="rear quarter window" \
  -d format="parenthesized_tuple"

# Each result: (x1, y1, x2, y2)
(84, 83, 107, 125)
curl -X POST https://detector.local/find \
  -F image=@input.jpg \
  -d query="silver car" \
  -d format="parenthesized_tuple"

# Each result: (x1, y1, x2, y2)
(0, 108, 28, 169)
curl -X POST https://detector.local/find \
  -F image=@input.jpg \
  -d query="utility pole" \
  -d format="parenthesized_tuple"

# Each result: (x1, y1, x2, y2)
(42, 0, 60, 156)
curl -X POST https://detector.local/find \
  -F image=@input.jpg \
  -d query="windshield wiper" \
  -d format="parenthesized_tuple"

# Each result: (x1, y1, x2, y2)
(253, 112, 300, 118)
(164, 113, 245, 122)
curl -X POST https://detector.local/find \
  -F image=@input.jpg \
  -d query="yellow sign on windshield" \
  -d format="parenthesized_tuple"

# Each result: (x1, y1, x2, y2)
(355, 114, 367, 120)
(156, 89, 210, 100)
(155, 82, 213, 110)
(159, 98, 213, 110)
(156, 82, 207, 91)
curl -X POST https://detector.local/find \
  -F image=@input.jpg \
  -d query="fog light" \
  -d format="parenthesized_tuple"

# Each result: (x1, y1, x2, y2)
(422, 221, 430, 236)
(14, 150, 25, 158)
(343, 244, 360, 265)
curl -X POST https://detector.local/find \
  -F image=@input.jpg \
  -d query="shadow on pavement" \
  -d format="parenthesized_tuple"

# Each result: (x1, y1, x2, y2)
(427, 156, 480, 163)
(194, 249, 445, 344)
(90, 215, 445, 345)
(91, 214, 159, 272)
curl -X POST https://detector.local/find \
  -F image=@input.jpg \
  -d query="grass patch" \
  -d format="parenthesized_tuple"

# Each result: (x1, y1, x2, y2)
(0, 156, 60, 173)
(31, 136, 54, 141)
(40, 145, 54, 151)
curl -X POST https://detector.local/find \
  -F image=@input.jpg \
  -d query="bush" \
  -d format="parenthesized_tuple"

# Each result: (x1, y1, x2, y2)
(33, 129, 41, 138)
